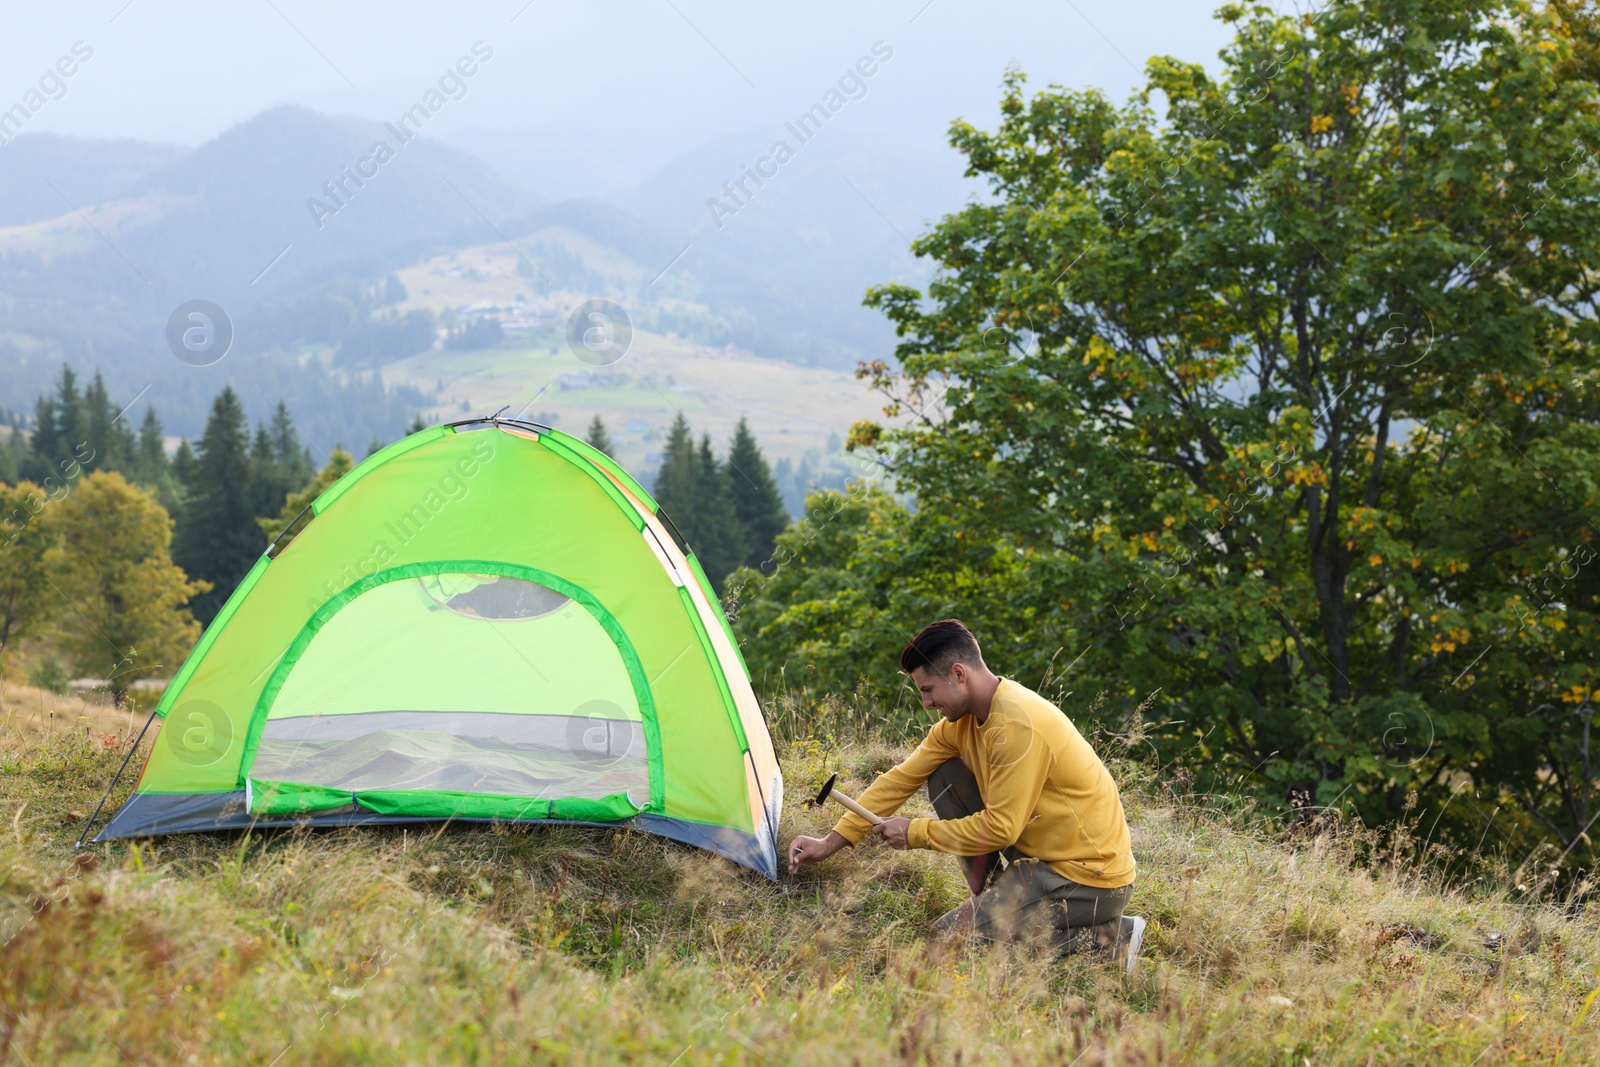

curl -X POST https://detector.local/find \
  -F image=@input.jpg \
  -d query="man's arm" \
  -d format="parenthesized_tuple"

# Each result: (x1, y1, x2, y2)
(830, 722, 961, 845)
(789, 723, 960, 874)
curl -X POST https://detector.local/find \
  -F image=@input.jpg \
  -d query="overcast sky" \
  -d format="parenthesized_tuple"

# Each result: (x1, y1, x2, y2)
(3, 1, 1238, 179)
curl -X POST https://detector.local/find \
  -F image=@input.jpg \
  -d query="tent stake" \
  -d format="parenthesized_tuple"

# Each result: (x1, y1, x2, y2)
(75, 705, 159, 850)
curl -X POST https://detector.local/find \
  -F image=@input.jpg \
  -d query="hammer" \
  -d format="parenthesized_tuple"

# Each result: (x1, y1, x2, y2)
(806, 772, 882, 826)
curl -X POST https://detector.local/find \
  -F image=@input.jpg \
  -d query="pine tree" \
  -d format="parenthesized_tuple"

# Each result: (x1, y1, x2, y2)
(174, 388, 262, 622)
(0, 433, 16, 485)
(585, 415, 614, 458)
(270, 401, 313, 490)
(652, 413, 699, 518)
(171, 439, 196, 487)
(724, 417, 788, 570)
(652, 414, 751, 589)
(258, 447, 355, 549)
(52, 366, 84, 464)
(694, 434, 747, 589)
(81, 371, 134, 474)
(134, 407, 181, 515)
(23, 395, 58, 484)
(137, 408, 168, 484)
(246, 413, 310, 523)
(246, 423, 281, 518)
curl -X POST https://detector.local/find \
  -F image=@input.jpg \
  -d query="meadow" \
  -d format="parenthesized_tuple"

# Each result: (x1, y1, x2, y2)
(1, 681, 1596, 1065)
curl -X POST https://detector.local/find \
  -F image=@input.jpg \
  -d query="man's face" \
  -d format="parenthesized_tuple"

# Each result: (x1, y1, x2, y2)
(909, 663, 972, 721)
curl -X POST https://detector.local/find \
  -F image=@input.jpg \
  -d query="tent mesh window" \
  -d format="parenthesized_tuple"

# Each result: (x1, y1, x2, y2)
(251, 572, 650, 806)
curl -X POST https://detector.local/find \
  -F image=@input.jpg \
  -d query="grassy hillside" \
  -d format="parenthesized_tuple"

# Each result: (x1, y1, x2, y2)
(2, 687, 1596, 1065)
(384, 329, 887, 477)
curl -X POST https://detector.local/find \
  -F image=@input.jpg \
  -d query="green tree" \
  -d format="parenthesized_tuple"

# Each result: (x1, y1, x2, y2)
(585, 414, 614, 458)
(22, 367, 97, 487)
(54, 368, 88, 479)
(257, 447, 355, 549)
(652, 415, 745, 592)
(730, 485, 914, 698)
(272, 402, 314, 489)
(52, 366, 84, 460)
(246, 418, 305, 523)
(136, 408, 168, 483)
(653, 414, 697, 511)
(170, 439, 196, 487)
(175, 388, 262, 622)
(132, 407, 182, 519)
(5, 422, 23, 480)
(724, 417, 788, 570)
(0, 481, 58, 668)
(81, 371, 134, 474)
(50, 471, 204, 704)
(22, 398, 57, 486)
(748, 0, 1600, 856)
(1551, 0, 1600, 90)
(693, 434, 747, 591)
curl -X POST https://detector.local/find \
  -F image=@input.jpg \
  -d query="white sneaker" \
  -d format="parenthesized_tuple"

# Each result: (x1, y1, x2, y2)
(1118, 915, 1147, 977)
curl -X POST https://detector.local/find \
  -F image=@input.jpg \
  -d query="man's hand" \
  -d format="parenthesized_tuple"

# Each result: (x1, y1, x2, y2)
(872, 816, 913, 850)
(788, 830, 848, 874)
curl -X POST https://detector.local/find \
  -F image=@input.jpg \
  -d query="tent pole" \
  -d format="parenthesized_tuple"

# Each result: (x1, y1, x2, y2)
(75, 705, 160, 850)
(746, 749, 782, 881)
(264, 501, 315, 557)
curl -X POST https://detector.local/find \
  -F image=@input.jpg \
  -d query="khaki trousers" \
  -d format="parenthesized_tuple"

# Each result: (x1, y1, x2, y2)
(925, 757, 1130, 954)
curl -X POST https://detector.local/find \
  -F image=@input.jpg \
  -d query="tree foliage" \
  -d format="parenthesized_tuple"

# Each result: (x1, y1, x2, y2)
(585, 415, 614, 458)
(174, 387, 262, 622)
(726, 417, 789, 571)
(653, 414, 793, 592)
(257, 447, 356, 549)
(49, 471, 205, 704)
(731, 485, 916, 699)
(0, 481, 57, 665)
(741, 0, 1600, 857)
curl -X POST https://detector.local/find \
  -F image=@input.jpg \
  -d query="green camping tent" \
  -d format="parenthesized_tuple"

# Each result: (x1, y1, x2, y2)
(94, 418, 784, 878)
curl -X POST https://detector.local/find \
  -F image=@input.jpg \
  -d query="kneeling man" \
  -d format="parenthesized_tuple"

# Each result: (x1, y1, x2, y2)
(789, 620, 1144, 970)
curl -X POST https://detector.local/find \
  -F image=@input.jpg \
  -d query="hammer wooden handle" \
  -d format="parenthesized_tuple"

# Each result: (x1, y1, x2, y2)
(831, 790, 883, 826)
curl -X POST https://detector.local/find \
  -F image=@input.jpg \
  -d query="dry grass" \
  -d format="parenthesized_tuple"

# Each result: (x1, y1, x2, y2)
(0, 678, 146, 748)
(0, 709, 1597, 1065)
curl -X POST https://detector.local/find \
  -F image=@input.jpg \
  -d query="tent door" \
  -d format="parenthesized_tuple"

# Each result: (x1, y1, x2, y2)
(237, 561, 661, 817)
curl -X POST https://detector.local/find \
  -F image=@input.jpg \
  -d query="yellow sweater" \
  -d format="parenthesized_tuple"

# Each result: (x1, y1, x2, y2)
(832, 679, 1135, 889)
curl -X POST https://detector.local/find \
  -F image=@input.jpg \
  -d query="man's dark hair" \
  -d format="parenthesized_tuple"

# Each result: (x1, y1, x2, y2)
(900, 619, 985, 675)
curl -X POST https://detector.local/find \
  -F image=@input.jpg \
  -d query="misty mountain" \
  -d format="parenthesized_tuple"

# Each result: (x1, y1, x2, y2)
(611, 122, 969, 366)
(440, 115, 974, 368)
(0, 132, 186, 228)
(122, 105, 541, 302)
(0, 106, 553, 447)
(0, 102, 967, 449)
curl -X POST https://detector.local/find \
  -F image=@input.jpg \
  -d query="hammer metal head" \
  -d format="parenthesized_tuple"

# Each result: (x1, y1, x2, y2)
(806, 772, 838, 810)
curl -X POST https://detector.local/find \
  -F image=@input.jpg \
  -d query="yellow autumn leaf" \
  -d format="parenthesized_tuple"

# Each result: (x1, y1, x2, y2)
(1369, 554, 1382, 566)
(1310, 114, 1334, 133)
